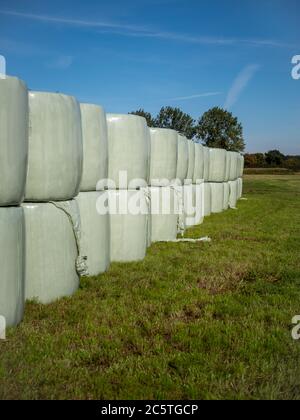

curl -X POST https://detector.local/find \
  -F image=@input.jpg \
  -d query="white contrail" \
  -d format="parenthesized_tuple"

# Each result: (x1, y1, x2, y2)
(169, 92, 222, 101)
(224, 64, 260, 109)
(0, 10, 293, 48)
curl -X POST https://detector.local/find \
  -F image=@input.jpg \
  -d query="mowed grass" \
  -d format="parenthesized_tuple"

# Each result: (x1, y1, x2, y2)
(1, 175, 300, 400)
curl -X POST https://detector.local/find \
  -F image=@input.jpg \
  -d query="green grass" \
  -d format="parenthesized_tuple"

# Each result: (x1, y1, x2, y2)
(1, 175, 300, 400)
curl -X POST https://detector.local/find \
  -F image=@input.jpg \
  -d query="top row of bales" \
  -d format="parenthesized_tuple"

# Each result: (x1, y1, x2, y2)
(0, 76, 244, 207)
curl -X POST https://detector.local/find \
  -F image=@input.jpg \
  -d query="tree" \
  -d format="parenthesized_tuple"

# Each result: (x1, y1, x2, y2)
(265, 150, 285, 166)
(195, 107, 245, 152)
(155, 106, 196, 139)
(129, 109, 156, 127)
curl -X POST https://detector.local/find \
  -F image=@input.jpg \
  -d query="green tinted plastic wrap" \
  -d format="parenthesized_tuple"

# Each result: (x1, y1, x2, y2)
(176, 134, 189, 183)
(149, 128, 178, 187)
(80, 104, 108, 192)
(25, 92, 83, 201)
(109, 190, 149, 262)
(76, 192, 110, 276)
(208, 148, 226, 182)
(23, 201, 82, 304)
(203, 147, 210, 182)
(204, 183, 211, 217)
(107, 114, 150, 189)
(228, 151, 239, 181)
(0, 207, 25, 327)
(184, 183, 204, 228)
(223, 182, 230, 210)
(0, 76, 28, 206)
(237, 178, 243, 199)
(229, 180, 238, 208)
(210, 183, 224, 214)
(150, 187, 179, 242)
(186, 140, 195, 185)
(193, 143, 204, 183)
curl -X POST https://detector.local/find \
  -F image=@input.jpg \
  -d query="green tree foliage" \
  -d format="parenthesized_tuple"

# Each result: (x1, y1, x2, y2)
(196, 107, 245, 152)
(155, 106, 196, 139)
(265, 150, 285, 166)
(129, 109, 156, 127)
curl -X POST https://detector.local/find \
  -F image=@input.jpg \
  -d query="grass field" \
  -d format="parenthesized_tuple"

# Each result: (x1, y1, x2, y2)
(1, 175, 300, 400)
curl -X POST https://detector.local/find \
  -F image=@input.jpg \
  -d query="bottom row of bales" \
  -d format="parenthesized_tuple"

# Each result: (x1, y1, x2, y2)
(0, 179, 243, 328)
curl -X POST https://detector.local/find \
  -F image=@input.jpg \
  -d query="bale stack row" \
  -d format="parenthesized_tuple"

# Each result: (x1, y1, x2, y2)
(0, 75, 244, 328)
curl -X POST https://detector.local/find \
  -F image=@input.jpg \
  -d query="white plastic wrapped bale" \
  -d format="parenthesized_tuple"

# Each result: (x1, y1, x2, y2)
(229, 151, 239, 181)
(0, 207, 25, 327)
(149, 128, 178, 187)
(26, 92, 83, 202)
(203, 147, 210, 182)
(23, 201, 81, 304)
(150, 187, 179, 242)
(225, 152, 231, 182)
(184, 183, 204, 228)
(223, 182, 230, 210)
(107, 114, 150, 189)
(80, 104, 108, 192)
(210, 183, 224, 214)
(109, 190, 149, 262)
(0, 76, 28, 206)
(204, 183, 211, 217)
(238, 154, 245, 178)
(76, 192, 110, 276)
(176, 134, 189, 184)
(193, 143, 204, 183)
(237, 178, 243, 199)
(229, 180, 238, 209)
(208, 148, 227, 182)
(186, 140, 195, 184)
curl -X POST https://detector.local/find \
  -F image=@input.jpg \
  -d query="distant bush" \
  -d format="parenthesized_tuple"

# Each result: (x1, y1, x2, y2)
(245, 151, 300, 171)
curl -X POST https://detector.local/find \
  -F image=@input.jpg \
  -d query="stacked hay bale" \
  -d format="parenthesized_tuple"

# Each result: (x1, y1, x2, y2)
(23, 91, 84, 304)
(0, 76, 28, 327)
(207, 148, 227, 213)
(185, 142, 204, 228)
(75, 104, 110, 276)
(106, 114, 150, 261)
(149, 128, 179, 242)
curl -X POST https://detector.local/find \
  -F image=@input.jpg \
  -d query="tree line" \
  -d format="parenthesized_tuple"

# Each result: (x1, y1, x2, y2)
(129, 106, 246, 153)
(245, 151, 300, 171)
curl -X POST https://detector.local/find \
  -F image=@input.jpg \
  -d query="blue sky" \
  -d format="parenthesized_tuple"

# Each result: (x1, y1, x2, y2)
(0, 0, 299, 154)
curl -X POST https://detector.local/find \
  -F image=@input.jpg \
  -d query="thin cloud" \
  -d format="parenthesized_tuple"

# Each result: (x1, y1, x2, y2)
(169, 92, 222, 101)
(0, 9, 294, 49)
(46, 55, 73, 69)
(224, 64, 260, 109)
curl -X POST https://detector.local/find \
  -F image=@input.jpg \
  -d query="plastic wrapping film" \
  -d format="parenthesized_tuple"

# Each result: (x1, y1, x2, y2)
(106, 114, 150, 189)
(0, 76, 28, 206)
(204, 183, 212, 217)
(184, 183, 204, 228)
(23, 200, 81, 304)
(210, 183, 224, 214)
(25, 92, 83, 202)
(228, 151, 239, 181)
(176, 134, 189, 183)
(149, 128, 178, 187)
(186, 140, 195, 184)
(208, 148, 227, 182)
(223, 182, 230, 210)
(193, 143, 204, 183)
(109, 190, 149, 262)
(80, 104, 108, 192)
(150, 187, 179, 242)
(229, 180, 238, 209)
(237, 178, 243, 200)
(76, 192, 110, 276)
(225, 152, 231, 182)
(0, 207, 25, 327)
(238, 154, 245, 178)
(203, 147, 210, 182)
